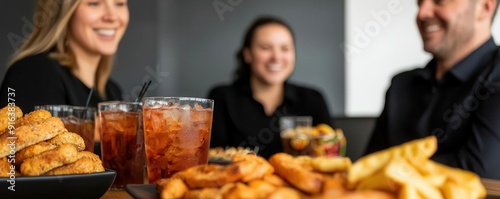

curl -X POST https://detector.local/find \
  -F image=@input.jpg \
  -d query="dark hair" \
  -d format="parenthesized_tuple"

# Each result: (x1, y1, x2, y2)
(233, 16, 295, 84)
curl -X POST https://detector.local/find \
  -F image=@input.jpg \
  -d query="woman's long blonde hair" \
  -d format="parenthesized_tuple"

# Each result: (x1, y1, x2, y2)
(9, 0, 113, 99)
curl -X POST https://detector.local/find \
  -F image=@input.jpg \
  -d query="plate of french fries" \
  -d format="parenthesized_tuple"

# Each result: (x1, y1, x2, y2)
(127, 135, 491, 199)
(0, 106, 115, 199)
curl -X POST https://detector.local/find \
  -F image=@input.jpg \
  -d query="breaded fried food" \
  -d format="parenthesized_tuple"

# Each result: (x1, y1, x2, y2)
(184, 187, 222, 199)
(0, 157, 11, 177)
(47, 131, 85, 151)
(20, 144, 78, 176)
(13, 109, 51, 128)
(182, 164, 243, 189)
(15, 142, 56, 166)
(0, 106, 23, 135)
(267, 187, 302, 199)
(231, 154, 274, 182)
(222, 182, 258, 199)
(15, 131, 85, 166)
(0, 117, 65, 157)
(269, 153, 323, 194)
(157, 178, 189, 199)
(44, 151, 104, 175)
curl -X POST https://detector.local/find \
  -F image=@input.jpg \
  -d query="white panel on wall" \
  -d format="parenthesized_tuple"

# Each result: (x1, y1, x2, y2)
(345, 0, 430, 117)
(345, 0, 500, 117)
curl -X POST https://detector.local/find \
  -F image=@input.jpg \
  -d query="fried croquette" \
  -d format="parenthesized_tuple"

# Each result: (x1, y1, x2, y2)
(47, 131, 85, 151)
(0, 157, 11, 177)
(20, 144, 79, 176)
(15, 131, 85, 166)
(44, 153, 104, 175)
(0, 106, 23, 135)
(13, 109, 51, 128)
(15, 142, 56, 166)
(0, 117, 65, 157)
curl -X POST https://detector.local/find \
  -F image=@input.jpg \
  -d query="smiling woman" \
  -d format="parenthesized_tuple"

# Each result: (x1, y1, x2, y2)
(208, 16, 334, 159)
(0, 0, 129, 113)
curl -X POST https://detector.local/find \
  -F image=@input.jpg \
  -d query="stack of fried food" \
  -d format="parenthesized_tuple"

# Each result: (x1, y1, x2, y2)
(349, 136, 486, 199)
(157, 136, 486, 199)
(0, 106, 104, 177)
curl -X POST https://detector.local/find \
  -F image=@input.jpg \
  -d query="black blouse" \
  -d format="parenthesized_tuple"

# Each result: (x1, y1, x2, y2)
(0, 53, 122, 113)
(208, 81, 333, 159)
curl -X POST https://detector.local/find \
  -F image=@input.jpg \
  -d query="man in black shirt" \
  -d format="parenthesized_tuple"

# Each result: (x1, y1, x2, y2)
(366, 0, 500, 179)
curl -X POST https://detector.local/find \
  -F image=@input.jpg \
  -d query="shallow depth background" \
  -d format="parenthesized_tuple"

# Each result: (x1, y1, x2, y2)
(0, 0, 345, 117)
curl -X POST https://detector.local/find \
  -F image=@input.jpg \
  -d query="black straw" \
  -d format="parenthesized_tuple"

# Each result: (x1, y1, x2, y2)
(135, 81, 152, 102)
(85, 88, 94, 108)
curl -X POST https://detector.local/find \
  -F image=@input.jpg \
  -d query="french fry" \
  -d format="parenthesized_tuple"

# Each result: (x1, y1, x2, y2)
(356, 169, 397, 193)
(441, 180, 473, 199)
(399, 185, 423, 199)
(408, 159, 446, 187)
(384, 158, 443, 199)
(426, 160, 486, 199)
(311, 156, 351, 173)
(348, 136, 437, 187)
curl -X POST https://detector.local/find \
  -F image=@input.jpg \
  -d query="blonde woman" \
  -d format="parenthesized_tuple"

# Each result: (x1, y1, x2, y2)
(0, 0, 129, 112)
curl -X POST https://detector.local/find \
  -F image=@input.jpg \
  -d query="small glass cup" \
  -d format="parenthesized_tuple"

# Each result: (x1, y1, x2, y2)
(280, 116, 314, 156)
(98, 101, 145, 189)
(35, 105, 96, 152)
(142, 97, 213, 183)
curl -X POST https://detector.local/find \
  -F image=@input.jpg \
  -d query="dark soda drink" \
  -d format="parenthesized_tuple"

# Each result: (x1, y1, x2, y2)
(99, 108, 144, 189)
(142, 97, 213, 183)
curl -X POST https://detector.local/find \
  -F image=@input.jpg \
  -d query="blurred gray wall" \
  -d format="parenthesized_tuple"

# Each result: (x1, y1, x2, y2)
(0, 0, 345, 117)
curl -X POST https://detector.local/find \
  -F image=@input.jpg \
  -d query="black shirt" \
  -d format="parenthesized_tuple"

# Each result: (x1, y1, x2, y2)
(366, 38, 500, 179)
(0, 53, 122, 113)
(208, 81, 333, 159)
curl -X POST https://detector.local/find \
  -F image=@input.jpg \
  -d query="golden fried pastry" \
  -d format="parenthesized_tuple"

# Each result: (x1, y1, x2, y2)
(269, 153, 323, 194)
(15, 142, 56, 166)
(0, 106, 22, 135)
(48, 131, 86, 151)
(267, 187, 302, 199)
(157, 178, 189, 199)
(15, 131, 84, 165)
(336, 190, 396, 199)
(311, 156, 351, 173)
(13, 109, 51, 128)
(248, 179, 277, 198)
(262, 174, 290, 187)
(222, 183, 258, 199)
(0, 157, 11, 177)
(184, 188, 222, 199)
(232, 154, 274, 182)
(44, 152, 104, 175)
(182, 164, 242, 189)
(321, 173, 348, 197)
(20, 143, 79, 176)
(0, 117, 65, 157)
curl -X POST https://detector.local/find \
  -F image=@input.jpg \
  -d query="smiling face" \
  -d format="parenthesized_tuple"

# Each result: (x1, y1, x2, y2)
(244, 23, 295, 86)
(416, 0, 477, 59)
(68, 0, 129, 56)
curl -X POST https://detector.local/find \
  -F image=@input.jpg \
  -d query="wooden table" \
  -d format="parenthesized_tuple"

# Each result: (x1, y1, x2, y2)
(101, 190, 133, 199)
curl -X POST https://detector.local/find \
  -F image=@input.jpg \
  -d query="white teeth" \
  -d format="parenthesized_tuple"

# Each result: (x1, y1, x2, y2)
(267, 64, 282, 72)
(96, 29, 115, 36)
(425, 25, 440, 33)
